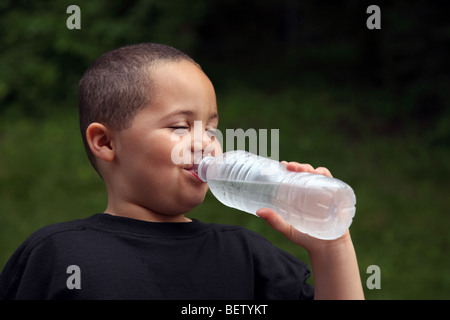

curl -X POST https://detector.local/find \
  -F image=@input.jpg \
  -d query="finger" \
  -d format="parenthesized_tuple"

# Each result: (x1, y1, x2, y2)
(285, 162, 297, 171)
(285, 162, 314, 172)
(284, 161, 334, 178)
(291, 163, 314, 173)
(257, 208, 321, 248)
(313, 166, 333, 178)
(256, 208, 291, 236)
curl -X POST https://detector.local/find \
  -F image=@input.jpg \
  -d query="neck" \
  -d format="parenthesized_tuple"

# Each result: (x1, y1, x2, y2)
(104, 201, 191, 223)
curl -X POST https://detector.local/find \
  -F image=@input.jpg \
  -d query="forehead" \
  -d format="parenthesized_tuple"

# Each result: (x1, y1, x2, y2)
(146, 60, 218, 119)
(150, 60, 212, 92)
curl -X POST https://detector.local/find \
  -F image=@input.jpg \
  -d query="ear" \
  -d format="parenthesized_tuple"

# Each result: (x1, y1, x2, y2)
(86, 122, 115, 162)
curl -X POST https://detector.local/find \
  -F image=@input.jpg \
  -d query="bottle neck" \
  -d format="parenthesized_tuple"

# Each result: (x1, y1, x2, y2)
(196, 156, 214, 182)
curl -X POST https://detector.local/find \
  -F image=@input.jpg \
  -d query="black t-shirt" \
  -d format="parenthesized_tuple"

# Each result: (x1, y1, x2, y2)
(0, 213, 314, 300)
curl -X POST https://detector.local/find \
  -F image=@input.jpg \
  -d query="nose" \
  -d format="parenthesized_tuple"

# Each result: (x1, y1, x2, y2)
(191, 121, 210, 153)
(190, 120, 219, 162)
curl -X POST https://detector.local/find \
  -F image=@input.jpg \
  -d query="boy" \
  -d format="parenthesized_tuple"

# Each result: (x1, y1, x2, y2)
(0, 43, 364, 300)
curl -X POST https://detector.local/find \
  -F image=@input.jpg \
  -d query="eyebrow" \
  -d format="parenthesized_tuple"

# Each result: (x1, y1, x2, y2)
(163, 109, 218, 121)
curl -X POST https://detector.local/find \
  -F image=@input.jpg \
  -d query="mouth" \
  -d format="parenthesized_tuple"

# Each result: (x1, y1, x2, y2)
(183, 165, 204, 183)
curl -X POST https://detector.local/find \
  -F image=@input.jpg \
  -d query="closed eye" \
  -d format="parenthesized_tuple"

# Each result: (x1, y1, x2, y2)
(206, 129, 217, 137)
(169, 127, 190, 135)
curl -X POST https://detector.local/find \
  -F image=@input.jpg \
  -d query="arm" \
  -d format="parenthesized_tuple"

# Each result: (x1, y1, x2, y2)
(256, 162, 364, 300)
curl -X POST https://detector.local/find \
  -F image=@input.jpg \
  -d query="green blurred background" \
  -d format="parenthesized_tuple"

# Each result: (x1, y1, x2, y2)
(1, 0, 449, 299)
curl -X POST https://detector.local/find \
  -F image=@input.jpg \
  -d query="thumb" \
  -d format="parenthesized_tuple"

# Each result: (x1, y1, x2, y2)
(256, 208, 315, 248)
(256, 208, 293, 237)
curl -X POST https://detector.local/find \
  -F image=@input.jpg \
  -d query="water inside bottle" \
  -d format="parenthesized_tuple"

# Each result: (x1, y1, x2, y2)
(207, 179, 281, 214)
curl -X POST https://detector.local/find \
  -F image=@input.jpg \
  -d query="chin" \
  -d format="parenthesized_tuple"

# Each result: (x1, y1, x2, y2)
(188, 187, 210, 211)
(182, 190, 208, 212)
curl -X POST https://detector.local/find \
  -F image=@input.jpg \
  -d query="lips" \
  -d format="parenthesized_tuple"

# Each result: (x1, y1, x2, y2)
(183, 166, 204, 183)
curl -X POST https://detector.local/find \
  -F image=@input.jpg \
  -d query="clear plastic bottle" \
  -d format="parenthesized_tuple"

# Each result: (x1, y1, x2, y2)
(195, 150, 356, 240)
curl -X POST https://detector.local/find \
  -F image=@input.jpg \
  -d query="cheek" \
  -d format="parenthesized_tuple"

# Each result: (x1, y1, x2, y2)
(204, 139, 222, 158)
(142, 132, 182, 164)
(169, 134, 194, 165)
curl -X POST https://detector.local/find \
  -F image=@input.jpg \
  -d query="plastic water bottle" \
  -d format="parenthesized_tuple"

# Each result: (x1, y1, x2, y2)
(195, 150, 356, 240)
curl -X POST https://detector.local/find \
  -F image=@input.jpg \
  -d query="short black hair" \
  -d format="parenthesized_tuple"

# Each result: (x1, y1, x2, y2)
(78, 43, 196, 172)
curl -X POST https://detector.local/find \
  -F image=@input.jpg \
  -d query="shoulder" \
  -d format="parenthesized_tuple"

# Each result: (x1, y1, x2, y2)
(0, 215, 97, 299)
(203, 221, 313, 299)
(4, 215, 103, 271)
(2, 215, 96, 269)
(19, 216, 94, 251)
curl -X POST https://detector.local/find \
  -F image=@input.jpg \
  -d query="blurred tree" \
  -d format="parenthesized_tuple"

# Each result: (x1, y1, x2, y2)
(0, 0, 210, 117)
(0, 0, 448, 140)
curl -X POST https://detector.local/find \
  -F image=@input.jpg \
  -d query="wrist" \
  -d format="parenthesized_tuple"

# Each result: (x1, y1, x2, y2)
(305, 230, 353, 255)
(306, 230, 364, 300)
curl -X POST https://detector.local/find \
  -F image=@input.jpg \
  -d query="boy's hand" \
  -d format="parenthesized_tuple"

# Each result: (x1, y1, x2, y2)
(256, 161, 364, 299)
(255, 161, 349, 252)
(281, 161, 333, 178)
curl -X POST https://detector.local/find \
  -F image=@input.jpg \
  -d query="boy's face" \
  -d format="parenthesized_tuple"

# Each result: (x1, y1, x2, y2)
(109, 60, 220, 220)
